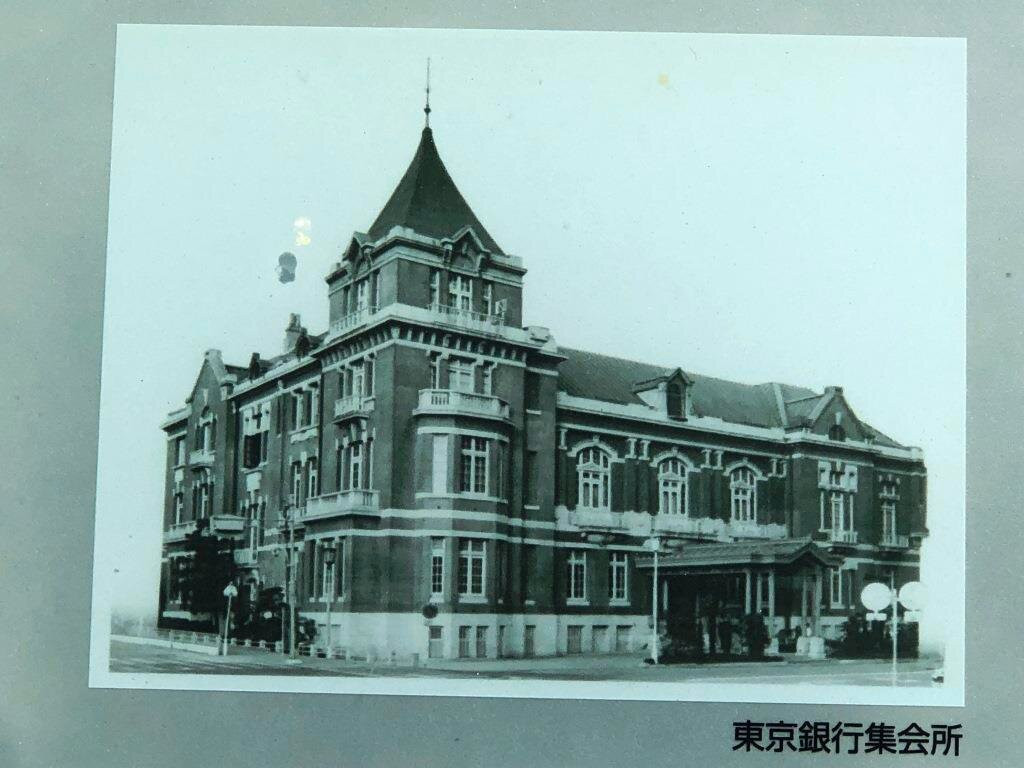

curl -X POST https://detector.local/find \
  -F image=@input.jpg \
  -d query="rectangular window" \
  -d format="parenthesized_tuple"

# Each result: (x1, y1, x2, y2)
(428, 626, 443, 659)
(567, 625, 583, 654)
(429, 269, 440, 307)
(475, 626, 487, 658)
(355, 279, 369, 312)
(567, 549, 587, 602)
(307, 458, 319, 498)
(449, 274, 473, 311)
(431, 435, 448, 494)
(173, 493, 183, 525)
(482, 281, 494, 315)
(348, 443, 363, 490)
(291, 462, 303, 505)
(458, 539, 486, 597)
(458, 626, 471, 658)
(320, 543, 336, 600)
(609, 552, 628, 602)
(352, 367, 364, 402)
(448, 359, 474, 393)
(175, 437, 186, 465)
(592, 625, 608, 653)
(291, 393, 301, 431)
(429, 356, 441, 388)
(830, 568, 845, 607)
(481, 364, 493, 395)
(882, 501, 897, 542)
(460, 437, 489, 494)
(430, 538, 445, 597)
(364, 358, 374, 396)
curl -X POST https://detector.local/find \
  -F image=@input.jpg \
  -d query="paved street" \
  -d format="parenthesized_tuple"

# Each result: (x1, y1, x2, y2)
(109, 640, 941, 686)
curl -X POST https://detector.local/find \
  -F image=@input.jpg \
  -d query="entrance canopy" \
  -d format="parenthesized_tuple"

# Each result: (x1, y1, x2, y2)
(636, 538, 840, 574)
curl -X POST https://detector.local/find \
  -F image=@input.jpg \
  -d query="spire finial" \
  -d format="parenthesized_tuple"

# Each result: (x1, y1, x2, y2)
(424, 57, 432, 128)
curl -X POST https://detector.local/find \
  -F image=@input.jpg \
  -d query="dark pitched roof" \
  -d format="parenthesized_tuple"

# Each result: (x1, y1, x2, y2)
(556, 347, 904, 447)
(638, 539, 842, 569)
(367, 127, 504, 255)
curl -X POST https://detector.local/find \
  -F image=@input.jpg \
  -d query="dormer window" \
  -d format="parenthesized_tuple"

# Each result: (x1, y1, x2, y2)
(829, 424, 846, 441)
(632, 368, 691, 419)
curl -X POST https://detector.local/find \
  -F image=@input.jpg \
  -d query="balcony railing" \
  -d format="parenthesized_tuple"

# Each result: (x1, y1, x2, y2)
(188, 449, 214, 466)
(428, 302, 503, 333)
(333, 395, 375, 421)
(569, 507, 623, 531)
(329, 305, 377, 336)
(301, 489, 380, 522)
(234, 548, 257, 566)
(653, 514, 726, 538)
(727, 520, 788, 540)
(826, 528, 859, 545)
(880, 533, 910, 548)
(209, 514, 246, 535)
(163, 521, 197, 542)
(416, 389, 510, 420)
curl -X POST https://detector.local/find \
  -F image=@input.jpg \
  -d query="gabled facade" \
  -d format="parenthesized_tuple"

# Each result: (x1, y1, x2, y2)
(158, 123, 927, 660)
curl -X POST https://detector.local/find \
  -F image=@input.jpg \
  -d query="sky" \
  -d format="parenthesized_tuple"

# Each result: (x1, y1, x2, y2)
(93, 26, 965, 666)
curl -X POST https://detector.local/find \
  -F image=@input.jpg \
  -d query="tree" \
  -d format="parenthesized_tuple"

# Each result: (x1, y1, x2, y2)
(178, 519, 238, 631)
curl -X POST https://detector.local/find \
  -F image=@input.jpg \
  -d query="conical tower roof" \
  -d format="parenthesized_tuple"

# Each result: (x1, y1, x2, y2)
(367, 127, 504, 255)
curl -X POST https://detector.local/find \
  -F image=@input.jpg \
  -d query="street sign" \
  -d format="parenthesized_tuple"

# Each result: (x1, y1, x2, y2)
(904, 610, 921, 623)
(860, 582, 891, 612)
(898, 581, 924, 610)
(643, 537, 661, 552)
(223, 584, 238, 598)
(866, 611, 886, 621)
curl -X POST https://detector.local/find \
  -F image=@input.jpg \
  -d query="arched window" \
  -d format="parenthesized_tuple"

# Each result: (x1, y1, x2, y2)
(729, 466, 756, 522)
(577, 447, 611, 510)
(828, 424, 846, 441)
(658, 458, 688, 515)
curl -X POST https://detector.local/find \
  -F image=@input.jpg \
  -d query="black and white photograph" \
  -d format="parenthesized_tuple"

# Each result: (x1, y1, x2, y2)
(87, 25, 965, 705)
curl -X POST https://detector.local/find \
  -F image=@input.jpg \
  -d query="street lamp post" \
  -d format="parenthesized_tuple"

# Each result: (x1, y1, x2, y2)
(280, 500, 299, 662)
(323, 544, 336, 655)
(644, 536, 662, 665)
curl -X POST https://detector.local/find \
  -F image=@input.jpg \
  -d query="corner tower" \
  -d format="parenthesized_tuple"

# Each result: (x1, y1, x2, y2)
(325, 126, 525, 332)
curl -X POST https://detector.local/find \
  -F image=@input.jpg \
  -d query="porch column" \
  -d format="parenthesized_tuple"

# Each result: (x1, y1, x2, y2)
(767, 571, 776, 622)
(755, 572, 764, 613)
(744, 569, 752, 615)
(812, 567, 822, 636)
(800, 574, 808, 629)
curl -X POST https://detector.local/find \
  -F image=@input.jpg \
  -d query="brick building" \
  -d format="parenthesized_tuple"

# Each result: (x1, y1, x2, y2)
(158, 121, 927, 660)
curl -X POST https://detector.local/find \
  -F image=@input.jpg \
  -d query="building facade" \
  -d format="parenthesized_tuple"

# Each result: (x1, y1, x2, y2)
(158, 122, 928, 660)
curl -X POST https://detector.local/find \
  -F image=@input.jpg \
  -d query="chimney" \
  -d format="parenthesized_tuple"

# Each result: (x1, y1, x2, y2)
(284, 313, 304, 353)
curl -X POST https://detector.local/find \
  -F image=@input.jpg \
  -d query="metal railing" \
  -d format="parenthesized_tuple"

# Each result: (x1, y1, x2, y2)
(302, 489, 380, 521)
(416, 389, 510, 419)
